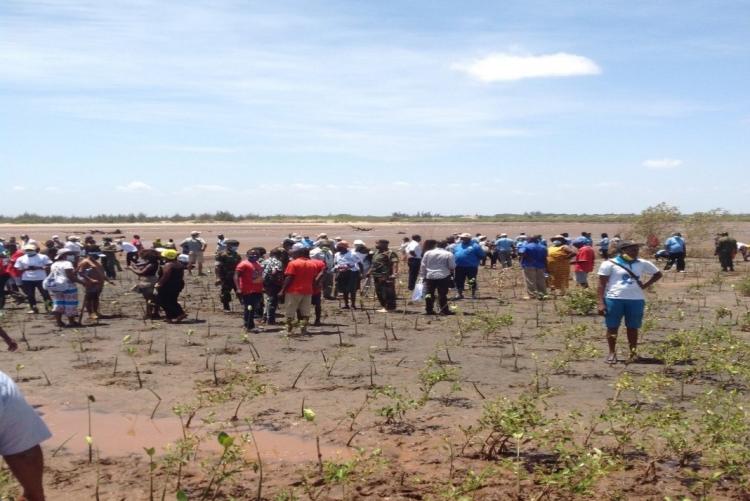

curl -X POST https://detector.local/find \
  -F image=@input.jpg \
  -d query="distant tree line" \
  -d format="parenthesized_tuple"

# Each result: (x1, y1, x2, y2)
(0, 206, 746, 225)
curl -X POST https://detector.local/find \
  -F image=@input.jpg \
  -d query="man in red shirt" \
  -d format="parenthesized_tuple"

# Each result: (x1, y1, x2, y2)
(234, 249, 264, 332)
(572, 238, 596, 288)
(280, 245, 325, 335)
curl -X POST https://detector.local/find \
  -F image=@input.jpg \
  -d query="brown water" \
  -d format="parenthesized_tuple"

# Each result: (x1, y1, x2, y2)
(41, 408, 348, 462)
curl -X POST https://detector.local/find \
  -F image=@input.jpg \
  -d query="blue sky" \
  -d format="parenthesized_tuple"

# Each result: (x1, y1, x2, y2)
(1, 0, 748, 216)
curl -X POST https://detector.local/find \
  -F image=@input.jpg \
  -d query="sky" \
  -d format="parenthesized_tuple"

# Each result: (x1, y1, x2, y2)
(1, 0, 749, 216)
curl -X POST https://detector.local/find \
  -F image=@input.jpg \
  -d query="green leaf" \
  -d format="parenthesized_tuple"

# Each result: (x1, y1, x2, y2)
(144, 447, 155, 456)
(176, 490, 188, 501)
(217, 431, 234, 448)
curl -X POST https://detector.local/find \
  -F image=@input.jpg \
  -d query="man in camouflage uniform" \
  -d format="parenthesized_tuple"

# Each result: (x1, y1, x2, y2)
(215, 239, 242, 312)
(368, 239, 399, 312)
(715, 232, 737, 272)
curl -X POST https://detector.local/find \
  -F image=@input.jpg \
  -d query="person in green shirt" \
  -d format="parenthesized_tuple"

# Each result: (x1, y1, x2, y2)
(368, 239, 399, 312)
(215, 239, 242, 312)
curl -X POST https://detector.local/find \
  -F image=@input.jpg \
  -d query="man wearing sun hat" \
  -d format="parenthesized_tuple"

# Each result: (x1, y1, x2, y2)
(597, 240, 662, 364)
(181, 231, 207, 276)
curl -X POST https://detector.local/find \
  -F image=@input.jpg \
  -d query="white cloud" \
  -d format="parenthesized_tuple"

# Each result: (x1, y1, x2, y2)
(11, 186, 25, 192)
(392, 181, 411, 187)
(453, 52, 601, 82)
(181, 184, 231, 193)
(116, 181, 154, 193)
(642, 158, 683, 169)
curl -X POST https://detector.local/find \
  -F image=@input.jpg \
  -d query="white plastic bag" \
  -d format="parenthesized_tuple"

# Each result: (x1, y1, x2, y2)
(411, 279, 424, 301)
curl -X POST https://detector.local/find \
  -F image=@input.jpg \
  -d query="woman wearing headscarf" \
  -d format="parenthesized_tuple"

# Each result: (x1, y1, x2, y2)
(546, 235, 577, 294)
(128, 249, 161, 320)
(155, 249, 187, 323)
(47, 249, 89, 328)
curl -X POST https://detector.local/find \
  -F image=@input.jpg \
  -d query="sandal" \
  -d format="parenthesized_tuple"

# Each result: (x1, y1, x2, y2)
(606, 353, 618, 364)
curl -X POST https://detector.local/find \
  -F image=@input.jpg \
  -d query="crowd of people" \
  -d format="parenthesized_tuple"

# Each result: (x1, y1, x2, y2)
(0, 230, 746, 328)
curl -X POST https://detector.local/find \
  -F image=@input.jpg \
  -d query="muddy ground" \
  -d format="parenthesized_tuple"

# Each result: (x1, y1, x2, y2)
(1, 223, 750, 500)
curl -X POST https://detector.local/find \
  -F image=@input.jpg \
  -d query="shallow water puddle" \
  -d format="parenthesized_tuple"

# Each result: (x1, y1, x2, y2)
(40, 408, 348, 462)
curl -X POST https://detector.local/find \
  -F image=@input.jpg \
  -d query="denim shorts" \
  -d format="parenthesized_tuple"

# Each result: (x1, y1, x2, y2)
(604, 298, 645, 329)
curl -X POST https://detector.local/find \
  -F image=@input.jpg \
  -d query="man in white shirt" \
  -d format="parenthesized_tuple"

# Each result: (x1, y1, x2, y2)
(14, 245, 52, 314)
(0, 370, 52, 501)
(181, 231, 208, 275)
(405, 234, 422, 291)
(117, 237, 139, 266)
(419, 240, 456, 315)
(597, 241, 662, 364)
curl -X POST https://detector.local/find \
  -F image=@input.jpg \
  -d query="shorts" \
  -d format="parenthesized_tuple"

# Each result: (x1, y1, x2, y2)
(188, 250, 204, 264)
(285, 293, 311, 319)
(574, 271, 589, 285)
(604, 298, 645, 329)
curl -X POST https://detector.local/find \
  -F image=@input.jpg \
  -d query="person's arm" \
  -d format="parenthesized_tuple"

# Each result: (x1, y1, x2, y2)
(279, 275, 293, 296)
(156, 263, 172, 288)
(641, 271, 663, 289)
(0, 326, 18, 352)
(391, 254, 399, 277)
(597, 275, 609, 315)
(64, 268, 87, 287)
(233, 269, 241, 292)
(4, 445, 45, 501)
(418, 255, 427, 279)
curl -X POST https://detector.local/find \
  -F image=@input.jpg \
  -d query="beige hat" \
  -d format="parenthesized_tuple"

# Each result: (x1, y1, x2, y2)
(459, 233, 472, 239)
(353, 239, 365, 246)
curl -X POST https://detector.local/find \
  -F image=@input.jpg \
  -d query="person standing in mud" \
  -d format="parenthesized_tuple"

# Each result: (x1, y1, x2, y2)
(215, 239, 242, 313)
(129, 249, 161, 319)
(368, 239, 400, 312)
(76, 252, 111, 321)
(715, 232, 737, 272)
(100, 237, 122, 280)
(155, 249, 187, 323)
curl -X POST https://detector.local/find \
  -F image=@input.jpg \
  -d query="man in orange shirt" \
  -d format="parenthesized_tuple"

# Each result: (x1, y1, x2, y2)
(572, 238, 596, 288)
(280, 245, 325, 335)
(234, 249, 264, 332)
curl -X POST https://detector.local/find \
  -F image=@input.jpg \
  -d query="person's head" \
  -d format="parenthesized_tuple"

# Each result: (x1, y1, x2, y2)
(133, 234, 140, 240)
(336, 241, 350, 253)
(291, 243, 309, 259)
(402, 237, 410, 243)
(673, 232, 682, 237)
(617, 241, 642, 260)
(20, 234, 29, 242)
(84, 236, 95, 244)
(561, 232, 569, 238)
(23, 244, 37, 256)
(601, 233, 608, 238)
(68, 235, 80, 243)
(282, 239, 295, 250)
(269, 247, 285, 259)
(436, 240, 448, 249)
(252, 246, 267, 258)
(353, 239, 366, 250)
(411, 234, 421, 242)
(161, 249, 178, 261)
(218, 234, 225, 240)
(500, 233, 508, 238)
(317, 233, 328, 240)
(57, 248, 79, 263)
(446, 235, 456, 244)
(551, 235, 565, 246)
(190, 231, 200, 238)
(44, 239, 54, 249)
(376, 239, 390, 251)
(246, 249, 260, 262)
(422, 239, 437, 252)
(528, 235, 542, 243)
(52, 235, 61, 242)
(103, 236, 112, 243)
(177, 254, 190, 265)
(225, 239, 239, 252)
(459, 233, 472, 243)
